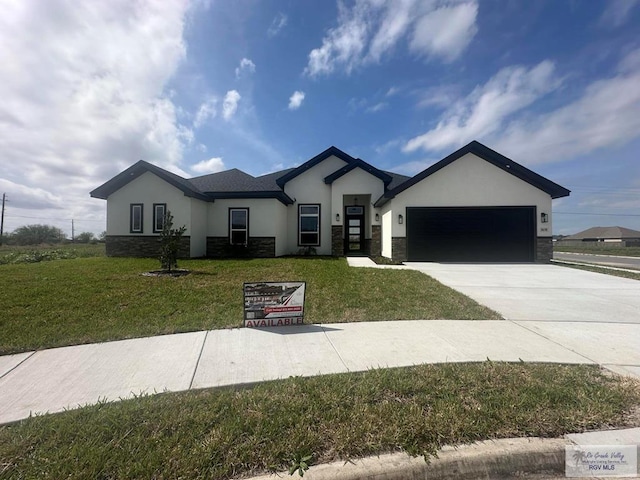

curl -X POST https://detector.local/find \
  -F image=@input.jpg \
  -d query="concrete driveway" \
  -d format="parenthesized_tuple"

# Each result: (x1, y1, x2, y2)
(402, 263, 640, 379)
(404, 263, 640, 324)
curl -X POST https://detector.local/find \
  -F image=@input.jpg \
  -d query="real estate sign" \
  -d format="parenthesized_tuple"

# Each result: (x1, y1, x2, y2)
(243, 282, 306, 328)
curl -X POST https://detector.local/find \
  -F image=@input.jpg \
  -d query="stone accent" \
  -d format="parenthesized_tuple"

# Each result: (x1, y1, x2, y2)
(106, 235, 190, 258)
(207, 236, 275, 258)
(370, 225, 381, 257)
(392, 237, 407, 263)
(536, 236, 553, 263)
(331, 226, 343, 257)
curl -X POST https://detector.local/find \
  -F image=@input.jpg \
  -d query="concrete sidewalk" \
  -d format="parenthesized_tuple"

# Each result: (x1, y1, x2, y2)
(2, 318, 640, 425)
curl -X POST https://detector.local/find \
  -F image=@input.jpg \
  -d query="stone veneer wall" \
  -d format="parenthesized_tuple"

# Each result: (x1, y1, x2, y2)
(370, 225, 381, 257)
(207, 236, 275, 258)
(331, 226, 343, 257)
(391, 237, 407, 263)
(536, 236, 553, 263)
(106, 235, 190, 258)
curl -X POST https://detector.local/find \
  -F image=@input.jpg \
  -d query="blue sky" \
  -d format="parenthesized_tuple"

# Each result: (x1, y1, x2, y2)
(1, 0, 640, 237)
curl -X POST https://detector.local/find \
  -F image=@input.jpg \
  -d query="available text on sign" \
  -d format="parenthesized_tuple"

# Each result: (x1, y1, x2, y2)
(243, 282, 306, 328)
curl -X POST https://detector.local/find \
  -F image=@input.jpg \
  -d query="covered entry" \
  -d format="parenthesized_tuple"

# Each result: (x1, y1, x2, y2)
(406, 206, 536, 262)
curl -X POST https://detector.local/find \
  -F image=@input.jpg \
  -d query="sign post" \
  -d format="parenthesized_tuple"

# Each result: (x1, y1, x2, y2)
(243, 282, 306, 328)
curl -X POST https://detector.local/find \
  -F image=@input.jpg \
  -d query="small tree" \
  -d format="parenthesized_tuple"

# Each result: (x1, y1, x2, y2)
(159, 211, 186, 272)
(76, 232, 95, 244)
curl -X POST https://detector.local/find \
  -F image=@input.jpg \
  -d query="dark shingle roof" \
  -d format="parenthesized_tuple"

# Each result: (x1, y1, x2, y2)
(566, 226, 640, 240)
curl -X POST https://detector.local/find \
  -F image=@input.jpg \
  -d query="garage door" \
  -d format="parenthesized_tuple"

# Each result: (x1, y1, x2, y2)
(406, 207, 535, 262)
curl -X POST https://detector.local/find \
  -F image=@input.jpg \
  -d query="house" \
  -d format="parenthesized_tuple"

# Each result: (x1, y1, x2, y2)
(90, 140, 570, 263)
(558, 226, 640, 247)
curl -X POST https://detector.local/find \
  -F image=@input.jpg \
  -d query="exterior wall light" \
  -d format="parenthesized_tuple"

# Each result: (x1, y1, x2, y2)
(541, 212, 548, 223)
(375, 213, 380, 222)
(336, 213, 340, 222)
(398, 214, 403, 224)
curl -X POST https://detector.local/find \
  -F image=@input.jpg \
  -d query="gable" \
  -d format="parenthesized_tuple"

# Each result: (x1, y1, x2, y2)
(276, 146, 355, 187)
(391, 152, 553, 207)
(91, 160, 208, 201)
(375, 140, 570, 206)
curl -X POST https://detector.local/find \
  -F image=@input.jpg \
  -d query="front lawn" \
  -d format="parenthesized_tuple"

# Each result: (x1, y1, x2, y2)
(1, 362, 638, 479)
(0, 257, 500, 354)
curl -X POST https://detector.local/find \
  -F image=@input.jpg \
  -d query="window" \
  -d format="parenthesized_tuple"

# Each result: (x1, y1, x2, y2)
(153, 203, 166, 233)
(299, 204, 320, 246)
(130, 204, 143, 233)
(229, 208, 248, 245)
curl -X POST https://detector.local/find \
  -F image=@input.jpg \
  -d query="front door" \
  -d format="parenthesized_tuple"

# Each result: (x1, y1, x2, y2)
(344, 206, 365, 254)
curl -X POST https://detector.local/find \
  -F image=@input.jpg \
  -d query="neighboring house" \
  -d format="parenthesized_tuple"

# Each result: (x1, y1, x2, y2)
(90, 140, 570, 263)
(558, 226, 640, 247)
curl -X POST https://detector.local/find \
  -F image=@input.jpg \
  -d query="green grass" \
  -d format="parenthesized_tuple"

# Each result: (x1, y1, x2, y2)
(0, 256, 500, 354)
(554, 245, 640, 257)
(1, 362, 637, 479)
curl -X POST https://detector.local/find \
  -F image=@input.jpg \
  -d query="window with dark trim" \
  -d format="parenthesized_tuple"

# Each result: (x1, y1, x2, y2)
(229, 208, 249, 245)
(153, 203, 166, 233)
(299, 204, 320, 246)
(130, 203, 143, 233)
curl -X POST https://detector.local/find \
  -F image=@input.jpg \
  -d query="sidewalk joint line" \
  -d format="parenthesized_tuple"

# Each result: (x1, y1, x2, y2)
(0, 351, 37, 380)
(509, 320, 599, 365)
(189, 331, 209, 390)
(321, 324, 349, 372)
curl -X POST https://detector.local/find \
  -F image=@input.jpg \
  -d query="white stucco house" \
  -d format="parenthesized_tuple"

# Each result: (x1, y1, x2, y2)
(90, 141, 570, 263)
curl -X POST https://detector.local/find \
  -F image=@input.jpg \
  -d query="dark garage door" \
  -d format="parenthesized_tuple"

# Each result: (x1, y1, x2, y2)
(406, 207, 535, 262)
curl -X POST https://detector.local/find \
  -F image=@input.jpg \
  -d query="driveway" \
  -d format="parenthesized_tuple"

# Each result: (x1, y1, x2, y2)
(403, 263, 640, 324)
(403, 263, 640, 379)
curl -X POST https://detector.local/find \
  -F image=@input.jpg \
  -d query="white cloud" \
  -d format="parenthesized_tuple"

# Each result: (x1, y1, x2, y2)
(193, 96, 217, 128)
(304, 0, 479, 77)
(409, 2, 478, 62)
(0, 0, 194, 234)
(403, 49, 640, 168)
(268, 12, 288, 37)
(365, 101, 387, 113)
(191, 157, 226, 174)
(222, 90, 241, 120)
(494, 50, 640, 165)
(288, 91, 306, 110)
(235, 58, 256, 78)
(599, 0, 639, 27)
(404, 60, 560, 152)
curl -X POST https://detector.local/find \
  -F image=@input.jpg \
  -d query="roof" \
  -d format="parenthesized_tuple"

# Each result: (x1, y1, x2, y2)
(324, 158, 393, 186)
(91, 141, 568, 209)
(374, 140, 571, 207)
(566, 226, 640, 240)
(276, 146, 356, 187)
(90, 160, 209, 201)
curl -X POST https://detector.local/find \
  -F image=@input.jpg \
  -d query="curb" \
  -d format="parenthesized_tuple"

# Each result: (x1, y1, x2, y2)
(247, 437, 567, 480)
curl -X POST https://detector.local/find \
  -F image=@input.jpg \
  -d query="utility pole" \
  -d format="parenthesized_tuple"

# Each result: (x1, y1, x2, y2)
(71, 219, 75, 243)
(0, 193, 6, 246)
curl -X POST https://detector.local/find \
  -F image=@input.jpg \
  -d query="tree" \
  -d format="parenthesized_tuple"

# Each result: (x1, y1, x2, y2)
(76, 232, 95, 244)
(11, 224, 66, 245)
(158, 211, 186, 272)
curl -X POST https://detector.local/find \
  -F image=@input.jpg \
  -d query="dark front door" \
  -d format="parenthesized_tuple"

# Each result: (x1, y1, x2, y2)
(344, 206, 365, 254)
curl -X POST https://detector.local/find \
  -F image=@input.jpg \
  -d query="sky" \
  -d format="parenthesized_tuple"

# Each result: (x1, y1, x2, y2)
(1, 0, 640, 238)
